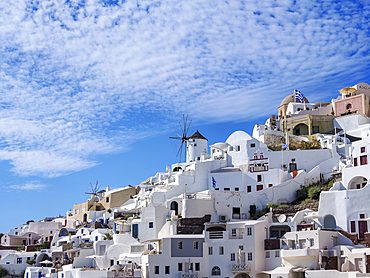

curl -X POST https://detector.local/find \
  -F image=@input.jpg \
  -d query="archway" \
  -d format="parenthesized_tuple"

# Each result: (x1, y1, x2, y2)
(234, 274, 251, 278)
(83, 213, 87, 222)
(347, 176, 367, 190)
(36, 253, 52, 267)
(170, 201, 178, 215)
(270, 225, 291, 238)
(323, 214, 336, 229)
(293, 123, 309, 136)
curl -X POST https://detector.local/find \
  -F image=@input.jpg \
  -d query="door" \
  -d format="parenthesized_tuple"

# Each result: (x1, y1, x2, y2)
(233, 207, 240, 219)
(358, 221, 368, 239)
(289, 163, 297, 172)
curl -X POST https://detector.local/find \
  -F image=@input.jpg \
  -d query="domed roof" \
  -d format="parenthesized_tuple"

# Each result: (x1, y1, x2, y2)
(280, 94, 309, 107)
(189, 130, 207, 140)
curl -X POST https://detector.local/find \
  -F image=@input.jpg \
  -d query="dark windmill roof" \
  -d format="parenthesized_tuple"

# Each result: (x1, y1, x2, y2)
(189, 130, 207, 141)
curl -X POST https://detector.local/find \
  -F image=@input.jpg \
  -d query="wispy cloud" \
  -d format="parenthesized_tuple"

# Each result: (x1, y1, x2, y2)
(6, 181, 48, 191)
(0, 0, 369, 177)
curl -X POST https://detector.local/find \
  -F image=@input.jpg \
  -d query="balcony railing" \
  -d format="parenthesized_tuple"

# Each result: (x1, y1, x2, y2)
(181, 272, 198, 278)
(229, 235, 243, 239)
(232, 263, 250, 272)
(208, 231, 224, 239)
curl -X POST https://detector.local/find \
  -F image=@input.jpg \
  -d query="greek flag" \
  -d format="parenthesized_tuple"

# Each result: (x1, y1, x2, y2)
(282, 143, 289, 149)
(294, 90, 304, 103)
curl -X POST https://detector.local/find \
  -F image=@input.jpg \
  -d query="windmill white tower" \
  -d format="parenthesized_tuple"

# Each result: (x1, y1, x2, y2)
(187, 130, 208, 162)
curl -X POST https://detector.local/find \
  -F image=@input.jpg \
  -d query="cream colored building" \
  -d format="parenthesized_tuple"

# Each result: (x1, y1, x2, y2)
(68, 185, 138, 223)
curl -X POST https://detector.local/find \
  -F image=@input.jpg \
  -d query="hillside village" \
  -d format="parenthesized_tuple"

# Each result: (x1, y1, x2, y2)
(2, 82, 370, 278)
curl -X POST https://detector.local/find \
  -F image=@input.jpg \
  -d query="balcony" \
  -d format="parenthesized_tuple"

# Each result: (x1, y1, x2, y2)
(232, 263, 251, 272)
(281, 248, 318, 258)
(229, 235, 243, 239)
(181, 272, 198, 278)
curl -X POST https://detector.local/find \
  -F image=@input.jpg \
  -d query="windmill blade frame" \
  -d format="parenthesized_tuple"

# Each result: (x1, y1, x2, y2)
(169, 114, 193, 162)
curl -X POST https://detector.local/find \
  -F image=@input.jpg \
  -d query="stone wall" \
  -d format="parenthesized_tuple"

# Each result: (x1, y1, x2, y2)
(177, 215, 211, 234)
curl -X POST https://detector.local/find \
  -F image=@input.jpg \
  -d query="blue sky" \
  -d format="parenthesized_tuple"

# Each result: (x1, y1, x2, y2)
(0, 0, 370, 233)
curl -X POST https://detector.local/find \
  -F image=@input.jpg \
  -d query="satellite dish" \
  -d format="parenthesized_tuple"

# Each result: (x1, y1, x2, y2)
(278, 214, 286, 223)
(287, 216, 293, 222)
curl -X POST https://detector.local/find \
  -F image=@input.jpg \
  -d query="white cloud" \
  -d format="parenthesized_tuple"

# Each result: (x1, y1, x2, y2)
(6, 181, 48, 191)
(0, 0, 369, 176)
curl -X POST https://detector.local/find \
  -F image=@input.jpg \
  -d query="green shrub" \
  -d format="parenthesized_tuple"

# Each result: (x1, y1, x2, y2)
(296, 186, 308, 201)
(278, 204, 289, 209)
(266, 203, 279, 209)
(300, 199, 315, 205)
(307, 186, 321, 200)
(0, 266, 9, 278)
(328, 179, 335, 188)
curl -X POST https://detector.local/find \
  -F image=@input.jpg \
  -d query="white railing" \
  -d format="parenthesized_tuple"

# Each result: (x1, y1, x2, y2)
(229, 235, 243, 239)
(181, 272, 198, 278)
(232, 263, 251, 272)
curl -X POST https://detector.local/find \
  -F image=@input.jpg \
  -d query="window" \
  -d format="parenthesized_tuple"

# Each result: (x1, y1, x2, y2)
(211, 266, 221, 276)
(106, 197, 109, 202)
(194, 143, 197, 147)
(165, 266, 170, 275)
(247, 227, 252, 236)
(257, 184, 263, 191)
(313, 126, 319, 133)
(149, 222, 154, 228)
(178, 241, 182, 249)
(17, 258, 22, 264)
(224, 188, 230, 191)
(195, 263, 200, 271)
(110, 260, 114, 266)
(178, 263, 182, 271)
(247, 252, 252, 261)
(154, 266, 159, 274)
(219, 246, 224, 255)
(265, 251, 270, 258)
(351, 221, 356, 233)
(193, 241, 198, 249)
(236, 146, 241, 151)
(50, 230, 53, 234)
(239, 245, 244, 251)
(360, 155, 367, 165)
(347, 103, 352, 109)
(275, 250, 280, 257)
(247, 185, 251, 192)
(354, 158, 358, 166)
(209, 247, 213, 255)
(360, 214, 366, 219)
(310, 239, 314, 247)
(235, 187, 239, 191)
(257, 175, 262, 182)
(269, 184, 273, 187)
(230, 253, 235, 261)
(231, 229, 237, 237)
(251, 143, 255, 148)
(361, 147, 366, 153)
(229, 146, 234, 151)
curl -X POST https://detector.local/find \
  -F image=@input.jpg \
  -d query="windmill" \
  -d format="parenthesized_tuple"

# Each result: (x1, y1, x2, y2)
(85, 181, 101, 202)
(169, 115, 193, 162)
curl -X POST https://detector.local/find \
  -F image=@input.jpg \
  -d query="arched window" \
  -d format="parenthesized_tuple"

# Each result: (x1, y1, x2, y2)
(211, 266, 221, 276)
(170, 201, 178, 215)
(347, 103, 352, 110)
